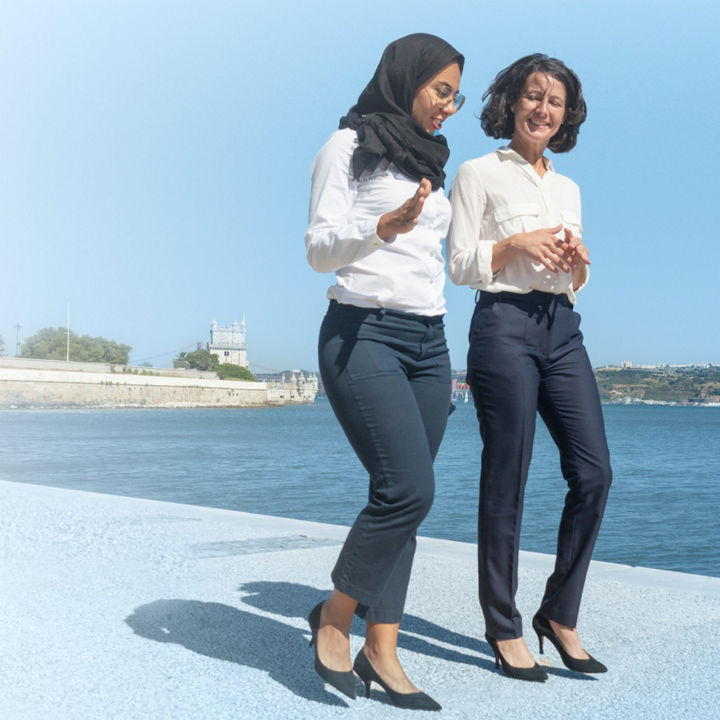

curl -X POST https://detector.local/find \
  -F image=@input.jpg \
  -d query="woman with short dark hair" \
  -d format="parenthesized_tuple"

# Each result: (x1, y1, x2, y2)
(305, 33, 464, 709)
(480, 54, 586, 153)
(447, 53, 611, 682)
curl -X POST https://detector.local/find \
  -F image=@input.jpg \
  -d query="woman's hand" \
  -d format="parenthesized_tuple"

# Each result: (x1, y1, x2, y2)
(511, 224, 571, 273)
(561, 227, 591, 290)
(561, 227, 591, 268)
(491, 225, 590, 277)
(376, 178, 431, 241)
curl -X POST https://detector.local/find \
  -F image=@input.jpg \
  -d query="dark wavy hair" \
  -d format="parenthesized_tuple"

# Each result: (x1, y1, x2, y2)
(480, 54, 586, 153)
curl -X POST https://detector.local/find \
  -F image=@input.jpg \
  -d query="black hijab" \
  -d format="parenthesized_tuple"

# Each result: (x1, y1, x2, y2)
(339, 33, 464, 190)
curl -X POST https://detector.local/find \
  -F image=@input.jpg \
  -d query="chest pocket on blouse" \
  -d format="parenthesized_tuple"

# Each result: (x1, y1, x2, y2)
(493, 203, 541, 238)
(561, 209, 583, 238)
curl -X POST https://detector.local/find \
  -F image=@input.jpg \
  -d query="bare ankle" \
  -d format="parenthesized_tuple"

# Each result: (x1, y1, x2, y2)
(362, 642, 391, 664)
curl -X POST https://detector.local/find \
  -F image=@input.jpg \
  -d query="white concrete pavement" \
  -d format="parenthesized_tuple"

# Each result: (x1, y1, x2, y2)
(1, 479, 718, 719)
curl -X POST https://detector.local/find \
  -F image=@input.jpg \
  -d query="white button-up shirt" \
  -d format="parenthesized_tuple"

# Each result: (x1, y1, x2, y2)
(447, 147, 587, 303)
(305, 128, 450, 316)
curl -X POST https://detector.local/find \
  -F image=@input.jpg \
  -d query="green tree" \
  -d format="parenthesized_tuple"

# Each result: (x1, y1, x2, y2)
(22, 327, 131, 364)
(176, 348, 218, 371)
(215, 363, 257, 381)
(0, 334, 5, 355)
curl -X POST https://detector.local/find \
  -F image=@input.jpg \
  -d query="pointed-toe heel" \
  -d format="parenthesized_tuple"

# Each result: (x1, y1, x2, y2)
(307, 601, 357, 699)
(532, 613, 607, 674)
(484, 634, 548, 682)
(353, 649, 441, 711)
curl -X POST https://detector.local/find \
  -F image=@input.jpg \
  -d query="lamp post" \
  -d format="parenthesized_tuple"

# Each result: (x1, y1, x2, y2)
(14, 323, 22, 357)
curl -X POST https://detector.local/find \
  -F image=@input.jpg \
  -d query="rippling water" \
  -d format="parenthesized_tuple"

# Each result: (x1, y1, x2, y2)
(1, 403, 718, 577)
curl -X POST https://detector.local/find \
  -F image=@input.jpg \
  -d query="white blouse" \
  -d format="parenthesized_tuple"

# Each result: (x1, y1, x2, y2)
(305, 128, 451, 316)
(447, 147, 588, 303)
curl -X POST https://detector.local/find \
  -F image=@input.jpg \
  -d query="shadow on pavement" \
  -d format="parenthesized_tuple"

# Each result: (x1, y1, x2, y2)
(125, 599, 350, 706)
(238, 581, 496, 671)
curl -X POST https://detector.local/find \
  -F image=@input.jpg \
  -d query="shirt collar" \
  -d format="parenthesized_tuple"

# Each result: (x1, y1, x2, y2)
(496, 146, 554, 180)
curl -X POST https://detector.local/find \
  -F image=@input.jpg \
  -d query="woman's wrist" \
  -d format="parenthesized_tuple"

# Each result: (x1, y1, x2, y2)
(376, 214, 393, 242)
(491, 236, 519, 274)
(376, 219, 389, 241)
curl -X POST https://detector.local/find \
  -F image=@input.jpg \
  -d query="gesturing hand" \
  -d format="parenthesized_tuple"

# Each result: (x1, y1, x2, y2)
(376, 178, 432, 241)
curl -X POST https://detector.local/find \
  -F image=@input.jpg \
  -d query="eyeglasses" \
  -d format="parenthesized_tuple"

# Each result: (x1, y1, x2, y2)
(432, 83, 465, 111)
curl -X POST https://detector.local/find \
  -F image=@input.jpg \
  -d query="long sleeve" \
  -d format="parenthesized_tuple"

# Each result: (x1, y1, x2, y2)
(305, 130, 386, 273)
(446, 161, 495, 288)
(561, 191, 590, 294)
(446, 149, 587, 301)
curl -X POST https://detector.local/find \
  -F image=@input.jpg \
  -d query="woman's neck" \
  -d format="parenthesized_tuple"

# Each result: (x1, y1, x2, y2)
(509, 138, 548, 177)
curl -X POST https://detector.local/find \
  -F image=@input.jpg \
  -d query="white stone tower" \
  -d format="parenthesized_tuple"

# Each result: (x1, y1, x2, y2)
(208, 316, 249, 368)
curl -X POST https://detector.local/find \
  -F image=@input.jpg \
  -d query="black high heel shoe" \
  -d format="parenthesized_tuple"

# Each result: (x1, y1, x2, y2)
(532, 613, 607, 674)
(307, 602, 357, 699)
(484, 634, 548, 682)
(353, 649, 441, 711)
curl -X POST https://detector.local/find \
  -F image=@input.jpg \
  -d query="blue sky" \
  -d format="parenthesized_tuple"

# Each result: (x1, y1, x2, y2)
(2, 0, 718, 371)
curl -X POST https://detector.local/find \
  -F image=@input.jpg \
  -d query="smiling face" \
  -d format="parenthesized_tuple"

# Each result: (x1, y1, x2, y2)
(411, 62, 462, 134)
(510, 71, 567, 152)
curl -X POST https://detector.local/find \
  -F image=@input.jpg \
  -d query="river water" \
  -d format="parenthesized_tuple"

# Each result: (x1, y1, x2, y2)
(1, 402, 718, 577)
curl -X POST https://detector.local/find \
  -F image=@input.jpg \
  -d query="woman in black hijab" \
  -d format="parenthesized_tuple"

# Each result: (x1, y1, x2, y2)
(305, 34, 464, 709)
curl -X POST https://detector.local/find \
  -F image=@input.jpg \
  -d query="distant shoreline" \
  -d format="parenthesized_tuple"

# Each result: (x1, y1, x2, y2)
(593, 366, 720, 406)
(0, 360, 317, 408)
(4, 400, 720, 411)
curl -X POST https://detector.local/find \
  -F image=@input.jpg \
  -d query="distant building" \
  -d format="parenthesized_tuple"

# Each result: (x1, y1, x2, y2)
(268, 369, 318, 404)
(208, 317, 249, 368)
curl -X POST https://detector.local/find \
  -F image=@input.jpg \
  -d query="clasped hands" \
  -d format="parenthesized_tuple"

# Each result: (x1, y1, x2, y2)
(515, 224, 591, 274)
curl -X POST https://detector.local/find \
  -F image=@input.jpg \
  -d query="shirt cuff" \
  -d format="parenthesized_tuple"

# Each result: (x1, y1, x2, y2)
(476, 241, 495, 286)
(574, 265, 590, 293)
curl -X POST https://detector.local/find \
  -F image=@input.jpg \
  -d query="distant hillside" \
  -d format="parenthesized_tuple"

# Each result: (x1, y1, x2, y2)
(593, 366, 720, 404)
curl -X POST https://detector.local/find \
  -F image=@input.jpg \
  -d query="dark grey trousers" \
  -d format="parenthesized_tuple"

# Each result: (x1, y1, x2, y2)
(318, 300, 451, 623)
(467, 291, 612, 639)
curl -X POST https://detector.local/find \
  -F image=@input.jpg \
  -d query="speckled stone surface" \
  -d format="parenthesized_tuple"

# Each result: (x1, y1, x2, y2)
(1, 479, 718, 719)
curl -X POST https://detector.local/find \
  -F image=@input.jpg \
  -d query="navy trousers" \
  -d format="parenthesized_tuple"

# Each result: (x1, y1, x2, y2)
(467, 291, 612, 639)
(318, 300, 451, 623)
